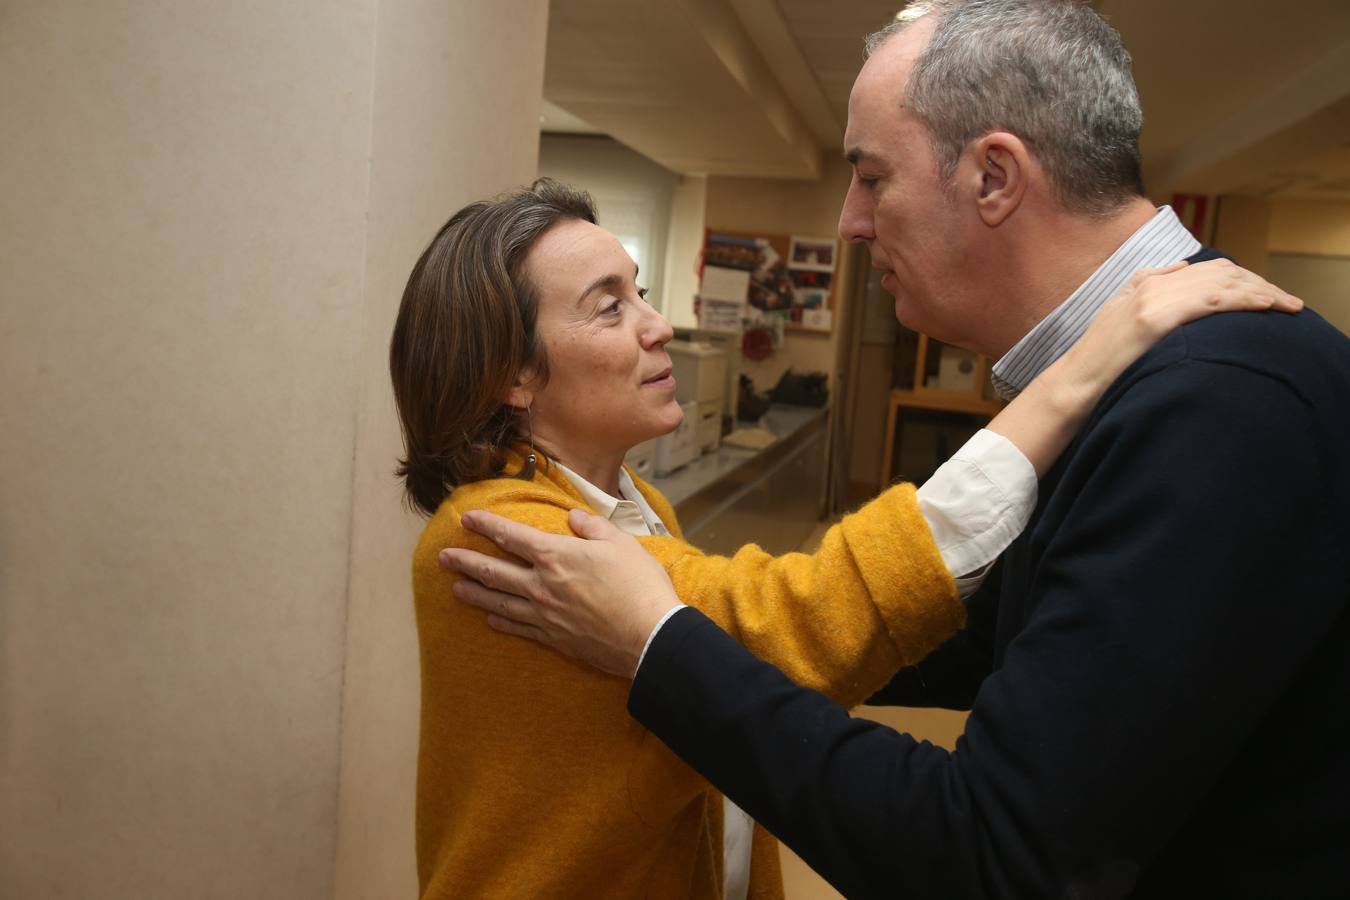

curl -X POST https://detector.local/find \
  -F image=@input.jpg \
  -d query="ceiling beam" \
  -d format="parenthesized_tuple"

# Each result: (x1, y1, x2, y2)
(545, 0, 823, 179)
(727, 0, 842, 147)
(1146, 36, 1350, 195)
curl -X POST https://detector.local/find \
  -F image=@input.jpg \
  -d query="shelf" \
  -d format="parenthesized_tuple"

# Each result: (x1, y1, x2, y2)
(878, 387, 1005, 491)
(886, 387, 1004, 417)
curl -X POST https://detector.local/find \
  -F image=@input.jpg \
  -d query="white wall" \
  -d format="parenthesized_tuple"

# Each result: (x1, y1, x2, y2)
(538, 134, 677, 315)
(1213, 195, 1272, 276)
(0, 2, 547, 897)
(1213, 195, 1350, 336)
(1266, 253, 1350, 336)
(1268, 196, 1350, 256)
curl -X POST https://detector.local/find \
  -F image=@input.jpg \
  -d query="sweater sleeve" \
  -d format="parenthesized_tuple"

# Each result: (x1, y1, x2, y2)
(628, 358, 1346, 899)
(865, 561, 1002, 710)
(463, 477, 960, 711)
(638, 482, 963, 709)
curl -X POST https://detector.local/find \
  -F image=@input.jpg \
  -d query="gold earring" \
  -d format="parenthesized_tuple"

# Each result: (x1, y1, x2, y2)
(516, 406, 537, 481)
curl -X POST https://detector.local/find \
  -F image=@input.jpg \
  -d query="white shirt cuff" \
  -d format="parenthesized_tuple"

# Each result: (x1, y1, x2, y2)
(916, 429, 1037, 598)
(636, 604, 688, 674)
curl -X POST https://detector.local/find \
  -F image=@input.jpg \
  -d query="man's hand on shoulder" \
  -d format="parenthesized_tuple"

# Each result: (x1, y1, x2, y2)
(438, 508, 681, 679)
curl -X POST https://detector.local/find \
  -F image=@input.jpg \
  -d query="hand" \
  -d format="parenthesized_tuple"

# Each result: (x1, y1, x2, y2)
(438, 508, 682, 679)
(1063, 259, 1302, 396)
(988, 259, 1301, 478)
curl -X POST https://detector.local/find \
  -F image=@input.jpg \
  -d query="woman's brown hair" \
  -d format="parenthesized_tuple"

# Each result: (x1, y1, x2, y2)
(389, 178, 597, 516)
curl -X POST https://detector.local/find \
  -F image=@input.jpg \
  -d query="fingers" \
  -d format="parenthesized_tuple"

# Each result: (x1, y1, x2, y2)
(1188, 260, 1302, 311)
(459, 509, 570, 563)
(1227, 271, 1301, 312)
(1185, 273, 1300, 320)
(568, 507, 620, 540)
(1272, 292, 1303, 312)
(438, 546, 535, 597)
(450, 574, 556, 648)
(1136, 260, 1303, 333)
(451, 577, 538, 624)
(484, 613, 550, 645)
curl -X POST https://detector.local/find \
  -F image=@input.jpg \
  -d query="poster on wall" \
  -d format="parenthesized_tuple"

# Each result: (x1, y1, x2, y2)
(698, 230, 838, 332)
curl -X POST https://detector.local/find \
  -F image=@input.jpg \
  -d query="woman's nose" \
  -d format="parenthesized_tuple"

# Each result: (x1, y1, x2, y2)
(641, 305, 674, 348)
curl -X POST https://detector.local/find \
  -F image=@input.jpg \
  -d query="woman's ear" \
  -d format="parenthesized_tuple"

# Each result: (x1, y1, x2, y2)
(967, 132, 1030, 227)
(504, 367, 537, 410)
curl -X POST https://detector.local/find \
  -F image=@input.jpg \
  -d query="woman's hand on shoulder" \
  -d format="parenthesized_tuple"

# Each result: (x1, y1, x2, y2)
(991, 260, 1301, 478)
(1069, 259, 1302, 393)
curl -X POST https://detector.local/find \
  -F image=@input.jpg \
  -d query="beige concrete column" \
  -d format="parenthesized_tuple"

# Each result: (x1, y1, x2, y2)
(0, 1, 546, 897)
(664, 175, 710, 329)
(333, 3, 548, 897)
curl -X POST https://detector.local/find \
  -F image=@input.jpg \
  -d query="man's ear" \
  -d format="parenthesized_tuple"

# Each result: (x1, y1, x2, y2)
(966, 131, 1030, 227)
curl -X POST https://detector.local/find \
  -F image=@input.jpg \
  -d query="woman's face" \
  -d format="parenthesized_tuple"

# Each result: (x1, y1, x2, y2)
(518, 218, 682, 463)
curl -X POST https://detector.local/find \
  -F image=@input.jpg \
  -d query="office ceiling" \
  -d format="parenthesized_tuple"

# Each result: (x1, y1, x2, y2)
(544, 0, 1350, 199)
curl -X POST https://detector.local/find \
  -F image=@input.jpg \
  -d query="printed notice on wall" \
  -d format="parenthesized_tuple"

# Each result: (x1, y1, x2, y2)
(701, 265, 751, 303)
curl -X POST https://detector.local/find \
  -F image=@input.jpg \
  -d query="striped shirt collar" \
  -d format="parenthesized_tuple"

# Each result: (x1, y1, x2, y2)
(990, 206, 1201, 399)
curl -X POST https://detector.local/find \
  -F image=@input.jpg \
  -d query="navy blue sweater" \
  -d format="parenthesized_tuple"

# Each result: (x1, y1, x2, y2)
(630, 294, 1350, 897)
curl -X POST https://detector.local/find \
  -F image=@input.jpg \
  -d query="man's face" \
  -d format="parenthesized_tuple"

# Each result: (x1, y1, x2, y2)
(838, 23, 982, 348)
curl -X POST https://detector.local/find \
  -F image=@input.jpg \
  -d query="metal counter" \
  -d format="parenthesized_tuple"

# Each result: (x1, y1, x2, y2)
(651, 404, 829, 557)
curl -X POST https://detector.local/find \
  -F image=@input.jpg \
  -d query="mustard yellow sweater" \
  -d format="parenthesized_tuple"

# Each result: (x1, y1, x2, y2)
(412, 454, 961, 899)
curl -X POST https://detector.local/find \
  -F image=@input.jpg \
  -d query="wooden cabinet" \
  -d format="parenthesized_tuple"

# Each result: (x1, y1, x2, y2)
(878, 334, 1004, 491)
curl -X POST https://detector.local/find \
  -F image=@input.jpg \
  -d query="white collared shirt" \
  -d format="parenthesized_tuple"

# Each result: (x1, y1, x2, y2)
(552, 461, 755, 900)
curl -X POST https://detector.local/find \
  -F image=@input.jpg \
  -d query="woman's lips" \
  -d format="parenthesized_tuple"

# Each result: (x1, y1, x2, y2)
(642, 369, 675, 389)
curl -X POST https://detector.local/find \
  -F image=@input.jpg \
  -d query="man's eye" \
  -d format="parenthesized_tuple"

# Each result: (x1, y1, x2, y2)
(637, 287, 650, 303)
(858, 174, 879, 188)
(602, 299, 623, 316)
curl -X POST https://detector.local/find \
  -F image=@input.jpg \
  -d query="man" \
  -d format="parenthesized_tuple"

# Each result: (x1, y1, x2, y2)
(442, 1, 1350, 896)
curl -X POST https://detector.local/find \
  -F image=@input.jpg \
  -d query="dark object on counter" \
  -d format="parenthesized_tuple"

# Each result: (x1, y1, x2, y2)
(736, 374, 772, 422)
(770, 369, 829, 407)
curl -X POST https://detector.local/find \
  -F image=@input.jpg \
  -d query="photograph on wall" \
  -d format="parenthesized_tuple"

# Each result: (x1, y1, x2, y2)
(788, 235, 836, 272)
(701, 230, 837, 330)
(786, 235, 838, 329)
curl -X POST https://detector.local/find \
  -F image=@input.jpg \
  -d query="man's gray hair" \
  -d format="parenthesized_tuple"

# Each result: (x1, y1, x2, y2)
(866, 0, 1145, 216)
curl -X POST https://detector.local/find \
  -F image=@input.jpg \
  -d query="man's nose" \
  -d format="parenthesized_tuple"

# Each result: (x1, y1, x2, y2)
(838, 179, 875, 244)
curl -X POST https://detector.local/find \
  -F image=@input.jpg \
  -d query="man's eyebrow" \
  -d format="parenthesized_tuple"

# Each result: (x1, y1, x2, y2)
(576, 265, 640, 306)
(845, 147, 880, 166)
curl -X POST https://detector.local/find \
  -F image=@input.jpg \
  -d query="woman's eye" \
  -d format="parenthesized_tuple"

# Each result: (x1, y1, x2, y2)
(637, 287, 650, 303)
(858, 174, 878, 189)
(601, 299, 623, 316)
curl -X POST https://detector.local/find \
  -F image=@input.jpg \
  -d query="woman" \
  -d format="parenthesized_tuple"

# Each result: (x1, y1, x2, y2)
(388, 179, 1296, 899)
